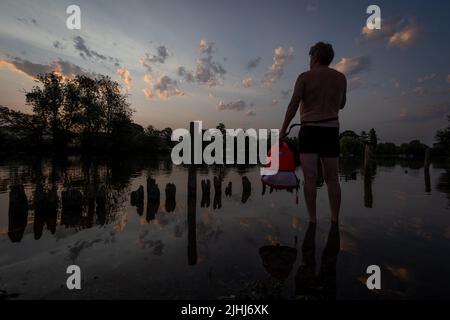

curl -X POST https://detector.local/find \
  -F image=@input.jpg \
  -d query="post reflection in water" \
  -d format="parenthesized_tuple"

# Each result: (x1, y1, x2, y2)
(364, 169, 375, 209)
(225, 181, 232, 197)
(363, 152, 376, 209)
(130, 185, 144, 216)
(339, 159, 358, 182)
(425, 169, 431, 193)
(187, 120, 198, 265)
(201, 179, 211, 208)
(213, 176, 222, 209)
(187, 165, 197, 265)
(241, 176, 251, 203)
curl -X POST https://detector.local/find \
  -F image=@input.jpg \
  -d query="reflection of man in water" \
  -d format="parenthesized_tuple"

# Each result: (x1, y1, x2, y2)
(280, 42, 347, 224)
(258, 222, 340, 300)
(295, 222, 340, 300)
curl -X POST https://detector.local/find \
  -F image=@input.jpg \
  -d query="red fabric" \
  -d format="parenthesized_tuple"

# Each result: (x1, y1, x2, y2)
(266, 142, 296, 171)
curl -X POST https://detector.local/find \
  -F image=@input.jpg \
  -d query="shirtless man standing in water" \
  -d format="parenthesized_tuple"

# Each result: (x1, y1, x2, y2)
(280, 42, 347, 224)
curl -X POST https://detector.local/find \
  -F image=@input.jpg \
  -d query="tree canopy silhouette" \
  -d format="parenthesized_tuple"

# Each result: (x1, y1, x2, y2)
(0, 72, 178, 154)
(435, 115, 450, 157)
(23, 72, 134, 149)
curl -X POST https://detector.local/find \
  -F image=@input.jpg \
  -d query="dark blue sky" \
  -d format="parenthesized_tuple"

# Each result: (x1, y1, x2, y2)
(1, 0, 450, 144)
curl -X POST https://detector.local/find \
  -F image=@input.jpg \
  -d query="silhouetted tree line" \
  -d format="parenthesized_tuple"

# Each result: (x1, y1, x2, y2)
(435, 115, 450, 158)
(0, 72, 174, 153)
(339, 128, 432, 159)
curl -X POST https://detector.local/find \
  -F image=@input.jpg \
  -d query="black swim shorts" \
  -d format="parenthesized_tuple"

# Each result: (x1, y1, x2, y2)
(298, 125, 340, 157)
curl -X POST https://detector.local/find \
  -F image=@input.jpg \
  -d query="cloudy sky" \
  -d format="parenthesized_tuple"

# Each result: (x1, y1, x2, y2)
(1, 0, 450, 144)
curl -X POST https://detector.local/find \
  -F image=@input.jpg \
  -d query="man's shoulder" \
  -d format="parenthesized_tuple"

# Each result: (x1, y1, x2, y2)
(297, 71, 311, 81)
(328, 67, 346, 80)
(299, 68, 346, 80)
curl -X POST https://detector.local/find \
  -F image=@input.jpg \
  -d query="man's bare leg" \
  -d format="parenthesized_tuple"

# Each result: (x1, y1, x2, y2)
(300, 154, 319, 223)
(320, 157, 341, 223)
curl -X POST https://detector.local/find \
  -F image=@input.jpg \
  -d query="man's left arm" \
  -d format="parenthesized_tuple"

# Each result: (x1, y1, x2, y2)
(280, 74, 303, 138)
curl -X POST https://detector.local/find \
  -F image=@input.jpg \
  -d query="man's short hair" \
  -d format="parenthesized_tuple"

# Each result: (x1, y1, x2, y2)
(309, 42, 334, 66)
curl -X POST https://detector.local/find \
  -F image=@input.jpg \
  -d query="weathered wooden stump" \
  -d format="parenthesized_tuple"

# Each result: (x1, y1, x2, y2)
(148, 183, 160, 202)
(33, 183, 46, 240)
(165, 183, 176, 212)
(61, 187, 83, 227)
(146, 182, 160, 221)
(33, 183, 46, 213)
(96, 186, 106, 208)
(96, 185, 107, 225)
(62, 187, 83, 210)
(147, 177, 156, 196)
(213, 176, 222, 194)
(10, 184, 28, 209)
(130, 185, 144, 206)
(47, 186, 59, 211)
(8, 184, 29, 243)
(33, 184, 58, 236)
(364, 144, 373, 174)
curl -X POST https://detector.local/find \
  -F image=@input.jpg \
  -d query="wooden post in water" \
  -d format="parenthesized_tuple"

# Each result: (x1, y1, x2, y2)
(187, 121, 198, 265)
(424, 148, 431, 193)
(424, 148, 431, 170)
(363, 144, 374, 208)
(364, 144, 372, 174)
(8, 185, 29, 243)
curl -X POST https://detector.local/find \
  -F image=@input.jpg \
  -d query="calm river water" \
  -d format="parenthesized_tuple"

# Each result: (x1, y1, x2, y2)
(0, 155, 449, 299)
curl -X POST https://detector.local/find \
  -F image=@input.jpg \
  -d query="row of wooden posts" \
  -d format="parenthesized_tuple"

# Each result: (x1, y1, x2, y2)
(129, 175, 253, 212)
(8, 183, 109, 242)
